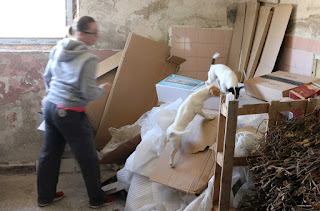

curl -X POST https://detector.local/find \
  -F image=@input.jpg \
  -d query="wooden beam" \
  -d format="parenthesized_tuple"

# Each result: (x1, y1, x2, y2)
(218, 100, 239, 211)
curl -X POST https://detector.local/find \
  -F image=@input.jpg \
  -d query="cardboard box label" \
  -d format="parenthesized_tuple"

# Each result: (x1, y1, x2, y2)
(157, 74, 205, 90)
(260, 74, 304, 86)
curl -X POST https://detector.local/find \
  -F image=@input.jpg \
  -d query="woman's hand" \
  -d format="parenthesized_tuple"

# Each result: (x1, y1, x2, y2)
(100, 83, 112, 93)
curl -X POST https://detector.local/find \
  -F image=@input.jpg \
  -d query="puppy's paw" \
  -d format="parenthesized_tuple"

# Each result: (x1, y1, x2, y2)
(205, 114, 216, 120)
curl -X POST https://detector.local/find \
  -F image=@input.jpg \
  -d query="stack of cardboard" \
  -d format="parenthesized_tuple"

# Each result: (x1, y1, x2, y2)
(227, 1, 319, 102)
(228, 1, 293, 81)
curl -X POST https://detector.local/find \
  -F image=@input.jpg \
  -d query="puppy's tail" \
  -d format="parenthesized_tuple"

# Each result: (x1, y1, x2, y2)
(212, 52, 220, 65)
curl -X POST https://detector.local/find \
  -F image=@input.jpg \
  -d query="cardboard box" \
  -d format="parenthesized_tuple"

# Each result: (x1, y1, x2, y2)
(244, 71, 315, 101)
(289, 83, 320, 118)
(150, 112, 218, 194)
(156, 74, 220, 110)
(86, 33, 186, 152)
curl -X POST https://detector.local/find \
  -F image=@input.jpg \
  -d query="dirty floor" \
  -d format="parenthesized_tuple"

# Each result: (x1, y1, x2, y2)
(0, 172, 126, 211)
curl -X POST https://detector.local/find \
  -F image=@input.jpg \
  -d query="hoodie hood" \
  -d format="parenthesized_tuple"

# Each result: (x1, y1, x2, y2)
(50, 38, 89, 62)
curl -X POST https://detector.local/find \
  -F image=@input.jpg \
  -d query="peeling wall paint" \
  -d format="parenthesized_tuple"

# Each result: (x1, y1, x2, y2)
(0, 54, 47, 104)
(0, 50, 115, 162)
(278, 0, 320, 39)
(79, 0, 320, 51)
(79, 0, 239, 50)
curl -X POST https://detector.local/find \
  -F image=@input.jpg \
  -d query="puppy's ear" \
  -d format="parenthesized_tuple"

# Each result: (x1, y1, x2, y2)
(209, 86, 220, 96)
(235, 86, 244, 99)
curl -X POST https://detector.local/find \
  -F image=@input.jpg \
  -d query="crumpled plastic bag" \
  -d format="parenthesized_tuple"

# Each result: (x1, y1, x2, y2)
(234, 130, 261, 156)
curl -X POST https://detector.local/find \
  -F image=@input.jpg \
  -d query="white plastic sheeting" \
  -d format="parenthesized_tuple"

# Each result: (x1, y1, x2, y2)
(234, 130, 261, 157)
(184, 176, 214, 211)
(237, 113, 268, 133)
(116, 99, 197, 210)
(114, 98, 265, 210)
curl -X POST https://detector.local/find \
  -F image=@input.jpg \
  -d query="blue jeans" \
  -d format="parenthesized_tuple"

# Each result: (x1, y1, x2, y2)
(37, 101, 107, 206)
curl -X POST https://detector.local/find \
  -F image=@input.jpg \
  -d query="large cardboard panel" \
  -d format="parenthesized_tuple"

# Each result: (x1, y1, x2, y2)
(254, 4, 293, 77)
(94, 33, 179, 150)
(246, 6, 273, 80)
(239, 1, 260, 82)
(227, 3, 246, 79)
(244, 71, 315, 101)
(150, 116, 218, 194)
(95, 51, 123, 78)
(85, 52, 123, 131)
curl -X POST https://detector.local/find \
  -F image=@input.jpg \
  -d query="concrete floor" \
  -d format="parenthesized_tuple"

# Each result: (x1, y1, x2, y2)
(0, 172, 126, 211)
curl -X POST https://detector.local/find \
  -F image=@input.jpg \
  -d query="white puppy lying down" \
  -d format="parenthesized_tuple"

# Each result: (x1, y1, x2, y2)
(206, 53, 242, 99)
(166, 84, 220, 168)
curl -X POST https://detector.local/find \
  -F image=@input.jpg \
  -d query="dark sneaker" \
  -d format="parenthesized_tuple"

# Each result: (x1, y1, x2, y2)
(89, 194, 116, 209)
(38, 191, 64, 207)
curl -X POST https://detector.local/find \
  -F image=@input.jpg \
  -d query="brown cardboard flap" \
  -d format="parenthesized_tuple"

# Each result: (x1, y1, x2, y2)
(95, 51, 123, 78)
(99, 134, 141, 165)
(246, 6, 273, 80)
(166, 55, 186, 65)
(254, 4, 293, 77)
(228, 2, 246, 78)
(150, 115, 218, 194)
(94, 33, 179, 150)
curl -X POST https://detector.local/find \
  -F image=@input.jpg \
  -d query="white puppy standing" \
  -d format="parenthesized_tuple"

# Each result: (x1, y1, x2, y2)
(206, 53, 242, 99)
(166, 84, 220, 167)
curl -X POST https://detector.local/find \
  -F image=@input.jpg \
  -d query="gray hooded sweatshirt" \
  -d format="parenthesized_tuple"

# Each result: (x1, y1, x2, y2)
(43, 38, 104, 108)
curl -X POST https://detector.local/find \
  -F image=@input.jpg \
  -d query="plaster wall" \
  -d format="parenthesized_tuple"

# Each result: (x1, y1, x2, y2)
(1, 0, 320, 163)
(79, 0, 241, 50)
(79, 0, 320, 51)
(280, 0, 320, 39)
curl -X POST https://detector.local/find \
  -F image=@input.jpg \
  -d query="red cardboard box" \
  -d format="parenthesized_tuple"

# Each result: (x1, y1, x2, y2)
(289, 83, 320, 118)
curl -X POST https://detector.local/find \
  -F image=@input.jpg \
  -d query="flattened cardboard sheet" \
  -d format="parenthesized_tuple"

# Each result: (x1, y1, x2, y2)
(246, 6, 273, 80)
(254, 4, 293, 77)
(150, 117, 218, 194)
(182, 111, 219, 153)
(228, 3, 246, 79)
(239, 1, 260, 81)
(94, 33, 183, 150)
